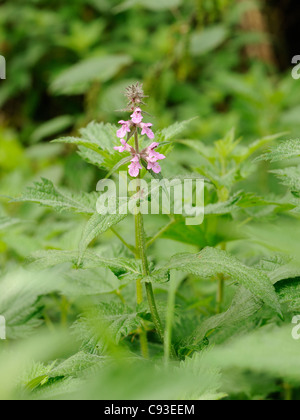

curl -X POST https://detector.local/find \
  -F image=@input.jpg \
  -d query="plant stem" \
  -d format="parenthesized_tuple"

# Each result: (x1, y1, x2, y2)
(216, 242, 226, 313)
(133, 130, 149, 358)
(139, 327, 149, 359)
(133, 131, 174, 357)
(217, 274, 224, 314)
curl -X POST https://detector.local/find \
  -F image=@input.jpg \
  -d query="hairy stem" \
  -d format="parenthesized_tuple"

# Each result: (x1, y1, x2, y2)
(217, 275, 224, 314)
(217, 242, 226, 313)
(133, 130, 173, 357)
(133, 131, 149, 358)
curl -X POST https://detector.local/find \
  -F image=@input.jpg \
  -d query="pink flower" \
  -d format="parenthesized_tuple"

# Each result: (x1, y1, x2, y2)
(141, 123, 154, 139)
(114, 139, 131, 153)
(145, 143, 165, 174)
(128, 155, 142, 178)
(147, 161, 162, 174)
(131, 108, 143, 124)
(117, 120, 131, 138)
(147, 143, 166, 163)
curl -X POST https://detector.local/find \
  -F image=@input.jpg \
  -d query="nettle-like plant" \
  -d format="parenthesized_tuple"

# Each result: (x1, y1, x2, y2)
(7, 83, 300, 398)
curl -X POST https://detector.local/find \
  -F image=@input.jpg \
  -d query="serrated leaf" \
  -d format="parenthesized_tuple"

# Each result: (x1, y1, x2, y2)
(271, 166, 300, 195)
(180, 287, 263, 355)
(27, 250, 142, 279)
(157, 247, 282, 315)
(53, 136, 103, 154)
(78, 212, 128, 264)
(105, 156, 132, 179)
(259, 139, 300, 162)
(50, 352, 105, 378)
(53, 122, 127, 172)
(61, 268, 127, 297)
(74, 303, 142, 349)
(275, 278, 300, 312)
(77, 147, 105, 168)
(240, 133, 286, 160)
(269, 260, 300, 285)
(0, 269, 60, 339)
(14, 178, 97, 214)
(156, 118, 196, 143)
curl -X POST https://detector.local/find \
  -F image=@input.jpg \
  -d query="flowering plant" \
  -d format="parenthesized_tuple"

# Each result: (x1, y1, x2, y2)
(114, 83, 165, 177)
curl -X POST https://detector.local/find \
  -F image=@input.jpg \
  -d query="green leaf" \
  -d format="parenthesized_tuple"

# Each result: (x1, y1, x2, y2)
(115, 0, 182, 13)
(53, 122, 126, 171)
(78, 212, 128, 264)
(53, 136, 103, 154)
(14, 178, 97, 214)
(27, 250, 142, 279)
(259, 139, 300, 162)
(0, 269, 60, 339)
(271, 166, 300, 196)
(190, 25, 228, 56)
(156, 118, 197, 143)
(50, 55, 132, 95)
(275, 278, 300, 312)
(61, 268, 127, 297)
(158, 247, 282, 315)
(180, 287, 263, 355)
(74, 303, 142, 350)
(30, 115, 74, 144)
(238, 133, 287, 161)
(205, 325, 300, 381)
(49, 352, 105, 378)
(269, 260, 300, 285)
(77, 147, 105, 168)
(105, 156, 132, 179)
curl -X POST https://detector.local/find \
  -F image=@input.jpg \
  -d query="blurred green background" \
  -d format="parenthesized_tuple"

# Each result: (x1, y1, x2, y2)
(1, 0, 300, 194)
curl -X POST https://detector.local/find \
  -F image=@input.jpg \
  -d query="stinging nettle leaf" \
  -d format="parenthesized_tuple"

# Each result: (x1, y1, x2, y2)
(78, 212, 128, 265)
(13, 178, 97, 214)
(181, 287, 263, 355)
(270, 166, 300, 195)
(258, 139, 300, 162)
(157, 247, 282, 315)
(27, 250, 142, 278)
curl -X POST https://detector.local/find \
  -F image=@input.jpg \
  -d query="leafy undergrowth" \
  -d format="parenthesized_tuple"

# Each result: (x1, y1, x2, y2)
(1, 114, 300, 401)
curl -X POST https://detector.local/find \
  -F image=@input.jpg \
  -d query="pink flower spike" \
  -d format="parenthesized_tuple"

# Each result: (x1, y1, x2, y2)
(148, 142, 159, 150)
(131, 108, 143, 124)
(114, 139, 131, 153)
(147, 161, 162, 174)
(141, 123, 154, 139)
(117, 120, 131, 139)
(148, 149, 166, 162)
(128, 156, 142, 178)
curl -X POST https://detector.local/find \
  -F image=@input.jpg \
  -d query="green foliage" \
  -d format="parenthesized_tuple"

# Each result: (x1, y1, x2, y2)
(15, 178, 97, 214)
(2, 0, 300, 402)
(156, 247, 281, 315)
(259, 139, 300, 162)
(0, 269, 59, 339)
(50, 55, 132, 95)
